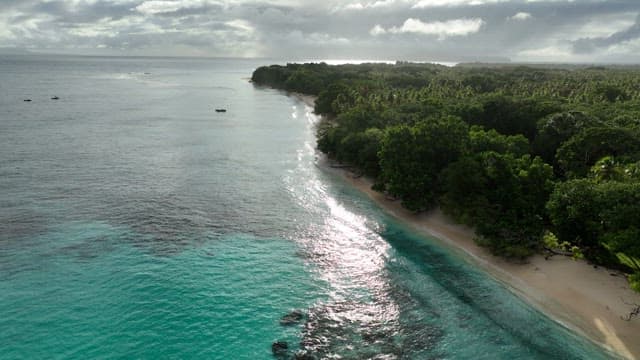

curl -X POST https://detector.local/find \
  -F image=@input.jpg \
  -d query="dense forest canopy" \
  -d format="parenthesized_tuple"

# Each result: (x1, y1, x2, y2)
(252, 62, 640, 291)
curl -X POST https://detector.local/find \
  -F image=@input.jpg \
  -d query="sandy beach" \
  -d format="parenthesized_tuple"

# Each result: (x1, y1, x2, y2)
(294, 94, 640, 359)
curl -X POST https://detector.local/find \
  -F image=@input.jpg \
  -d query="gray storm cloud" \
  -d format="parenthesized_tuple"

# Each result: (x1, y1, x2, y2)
(572, 13, 640, 54)
(0, 0, 639, 62)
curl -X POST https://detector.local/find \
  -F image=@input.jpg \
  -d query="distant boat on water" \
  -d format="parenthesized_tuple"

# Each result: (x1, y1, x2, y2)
(215, 108, 227, 113)
(51, 96, 59, 100)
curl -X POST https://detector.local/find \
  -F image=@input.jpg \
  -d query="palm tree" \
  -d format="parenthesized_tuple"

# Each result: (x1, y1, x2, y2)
(591, 156, 622, 182)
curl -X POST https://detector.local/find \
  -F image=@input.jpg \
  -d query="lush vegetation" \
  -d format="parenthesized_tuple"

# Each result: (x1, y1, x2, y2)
(252, 62, 640, 291)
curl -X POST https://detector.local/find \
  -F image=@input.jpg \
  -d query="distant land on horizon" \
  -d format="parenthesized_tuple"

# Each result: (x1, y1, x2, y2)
(4, 51, 640, 69)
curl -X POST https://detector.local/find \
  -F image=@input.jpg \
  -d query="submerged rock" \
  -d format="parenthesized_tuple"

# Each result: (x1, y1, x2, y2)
(272, 341, 289, 357)
(280, 309, 305, 326)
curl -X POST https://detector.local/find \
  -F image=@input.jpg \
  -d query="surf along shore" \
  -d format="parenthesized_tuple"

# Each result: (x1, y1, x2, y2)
(293, 93, 640, 359)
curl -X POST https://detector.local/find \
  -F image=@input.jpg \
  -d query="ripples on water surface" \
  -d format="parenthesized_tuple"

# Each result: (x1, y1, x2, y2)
(0, 55, 615, 359)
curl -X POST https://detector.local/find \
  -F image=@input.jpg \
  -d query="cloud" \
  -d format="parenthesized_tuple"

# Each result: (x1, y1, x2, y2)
(0, 10, 58, 44)
(0, 0, 639, 62)
(509, 12, 532, 21)
(571, 14, 640, 54)
(517, 45, 573, 61)
(373, 18, 485, 39)
(369, 24, 386, 36)
(135, 0, 220, 15)
(337, 0, 398, 12)
(224, 19, 254, 34)
(412, 0, 506, 8)
(344, 3, 365, 10)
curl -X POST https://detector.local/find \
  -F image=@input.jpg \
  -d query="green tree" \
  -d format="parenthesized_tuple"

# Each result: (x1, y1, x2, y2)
(547, 180, 640, 267)
(469, 126, 529, 156)
(547, 179, 600, 250)
(442, 152, 554, 258)
(590, 156, 624, 182)
(379, 116, 469, 210)
(556, 127, 640, 178)
(533, 111, 601, 165)
(472, 95, 560, 140)
(315, 82, 350, 115)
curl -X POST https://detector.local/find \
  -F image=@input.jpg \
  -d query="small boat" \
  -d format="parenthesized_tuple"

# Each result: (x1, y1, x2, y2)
(215, 108, 227, 113)
(51, 96, 59, 100)
(23, 99, 32, 102)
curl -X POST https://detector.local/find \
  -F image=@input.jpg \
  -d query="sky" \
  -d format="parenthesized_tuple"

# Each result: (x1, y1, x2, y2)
(1, 0, 640, 63)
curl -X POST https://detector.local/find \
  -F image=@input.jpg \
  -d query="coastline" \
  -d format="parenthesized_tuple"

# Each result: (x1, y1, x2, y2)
(293, 93, 640, 359)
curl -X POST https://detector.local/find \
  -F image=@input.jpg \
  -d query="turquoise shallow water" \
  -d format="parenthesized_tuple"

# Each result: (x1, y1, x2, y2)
(0, 55, 616, 359)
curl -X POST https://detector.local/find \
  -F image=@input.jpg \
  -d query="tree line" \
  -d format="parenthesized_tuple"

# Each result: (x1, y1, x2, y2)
(252, 62, 640, 292)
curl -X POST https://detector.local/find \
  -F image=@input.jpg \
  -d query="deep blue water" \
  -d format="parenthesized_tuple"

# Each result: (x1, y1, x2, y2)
(0, 55, 616, 359)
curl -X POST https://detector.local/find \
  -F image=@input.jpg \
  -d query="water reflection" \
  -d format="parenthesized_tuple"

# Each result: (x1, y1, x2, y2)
(294, 193, 405, 358)
(285, 103, 405, 358)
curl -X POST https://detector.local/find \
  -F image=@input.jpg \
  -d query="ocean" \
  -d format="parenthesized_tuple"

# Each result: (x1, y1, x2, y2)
(0, 55, 614, 359)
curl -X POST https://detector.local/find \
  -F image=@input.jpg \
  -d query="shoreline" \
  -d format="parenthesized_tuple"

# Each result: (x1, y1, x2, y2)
(293, 93, 640, 359)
